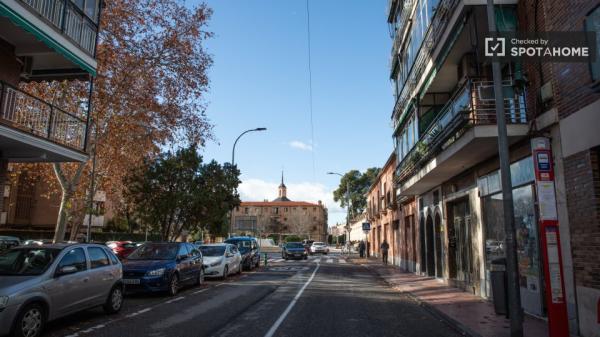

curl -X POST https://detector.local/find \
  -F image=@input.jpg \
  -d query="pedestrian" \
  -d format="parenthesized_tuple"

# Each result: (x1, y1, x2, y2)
(380, 240, 389, 265)
(358, 240, 366, 258)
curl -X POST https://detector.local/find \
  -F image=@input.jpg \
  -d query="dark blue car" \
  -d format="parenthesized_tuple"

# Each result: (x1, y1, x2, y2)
(224, 237, 261, 270)
(282, 242, 308, 260)
(122, 242, 204, 296)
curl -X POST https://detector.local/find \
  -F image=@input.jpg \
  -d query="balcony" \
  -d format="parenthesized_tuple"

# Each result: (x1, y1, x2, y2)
(0, 0, 100, 78)
(0, 81, 88, 162)
(395, 79, 528, 195)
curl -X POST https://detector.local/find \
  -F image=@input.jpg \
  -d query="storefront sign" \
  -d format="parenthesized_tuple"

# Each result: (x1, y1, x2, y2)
(531, 137, 569, 337)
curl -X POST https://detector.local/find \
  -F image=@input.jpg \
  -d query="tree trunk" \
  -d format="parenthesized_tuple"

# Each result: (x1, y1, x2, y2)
(53, 163, 86, 243)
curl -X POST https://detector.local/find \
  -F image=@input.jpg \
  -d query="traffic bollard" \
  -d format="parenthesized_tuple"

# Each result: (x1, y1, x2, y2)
(264, 253, 268, 267)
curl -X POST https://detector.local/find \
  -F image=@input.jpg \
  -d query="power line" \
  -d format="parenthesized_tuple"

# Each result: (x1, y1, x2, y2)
(306, 0, 316, 181)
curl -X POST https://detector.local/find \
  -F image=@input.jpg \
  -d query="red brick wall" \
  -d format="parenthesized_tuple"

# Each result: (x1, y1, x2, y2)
(564, 148, 600, 289)
(517, 0, 600, 120)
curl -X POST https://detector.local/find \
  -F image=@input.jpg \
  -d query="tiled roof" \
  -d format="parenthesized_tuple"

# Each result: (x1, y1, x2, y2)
(240, 201, 321, 207)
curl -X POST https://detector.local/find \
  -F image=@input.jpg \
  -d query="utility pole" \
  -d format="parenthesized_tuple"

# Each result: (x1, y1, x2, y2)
(486, 1, 523, 336)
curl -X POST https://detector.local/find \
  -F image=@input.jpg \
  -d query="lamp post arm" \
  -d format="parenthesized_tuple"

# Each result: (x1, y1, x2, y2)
(232, 130, 253, 165)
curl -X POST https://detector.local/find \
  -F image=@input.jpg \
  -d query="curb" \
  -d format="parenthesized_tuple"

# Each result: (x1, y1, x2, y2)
(355, 261, 482, 337)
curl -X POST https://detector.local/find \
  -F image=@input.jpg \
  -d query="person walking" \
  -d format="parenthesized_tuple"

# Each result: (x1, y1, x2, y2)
(380, 240, 390, 265)
(358, 240, 366, 258)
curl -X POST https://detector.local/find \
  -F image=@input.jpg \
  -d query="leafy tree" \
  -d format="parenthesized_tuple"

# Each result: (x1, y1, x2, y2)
(124, 146, 240, 241)
(332, 167, 381, 218)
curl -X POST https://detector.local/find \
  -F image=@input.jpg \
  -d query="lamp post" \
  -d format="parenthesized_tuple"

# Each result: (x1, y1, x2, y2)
(327, 172, 351, 250)
(229, 128, 267, 238)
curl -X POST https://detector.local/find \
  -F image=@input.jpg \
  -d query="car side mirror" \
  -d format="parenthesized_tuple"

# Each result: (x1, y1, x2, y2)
(56, 265, 77, 276)
(226, 253, 233, 258)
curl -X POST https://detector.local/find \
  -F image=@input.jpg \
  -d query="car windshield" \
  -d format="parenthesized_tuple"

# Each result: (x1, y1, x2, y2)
(224, 239, 251, 252)
(286, 243, 304, 248)
(126, 243, 178, 260)
(313, 242, 325, 246)
(0, 248, 61, 276)
(199, 246, 226, 257)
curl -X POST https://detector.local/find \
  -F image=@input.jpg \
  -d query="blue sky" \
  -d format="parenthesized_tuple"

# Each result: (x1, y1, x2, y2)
(195, 0, 394, 225)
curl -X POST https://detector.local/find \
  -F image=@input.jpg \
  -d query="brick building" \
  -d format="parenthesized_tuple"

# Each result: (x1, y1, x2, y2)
(231, 174, 328, 242)
(383, 0, 600, 335)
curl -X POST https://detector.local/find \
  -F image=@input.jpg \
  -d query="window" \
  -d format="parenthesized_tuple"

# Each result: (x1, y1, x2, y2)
(177, 244, 189, 258)
(58, 248, 87, 272)
(88, 247, 110, 269)
(244, 207, 249, 214)
(105, 248, 119, 264)
(586, 6, 600, 81)
(187, 244, 201, 258)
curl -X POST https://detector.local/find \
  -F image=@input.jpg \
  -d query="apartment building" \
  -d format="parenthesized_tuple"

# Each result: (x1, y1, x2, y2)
(386, 0, 600, 335)
(0, 0, 102, 222)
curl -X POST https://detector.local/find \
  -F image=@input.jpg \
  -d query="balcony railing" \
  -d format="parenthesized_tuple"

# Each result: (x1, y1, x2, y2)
(390, 0, 415, 66)
(395, 79, 527, 184)
(20, 0, 98, 56)
(392, 0, 461, 128)
(0, 81, 87, 152)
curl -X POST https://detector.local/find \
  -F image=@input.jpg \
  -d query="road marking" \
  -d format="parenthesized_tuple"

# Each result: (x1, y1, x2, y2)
(339, 259, 347, 264)
(326, 259, 333, 264)
(263, 263, 320, 337)
(192, 288, 209, 294)
(165, 296, 185, 304)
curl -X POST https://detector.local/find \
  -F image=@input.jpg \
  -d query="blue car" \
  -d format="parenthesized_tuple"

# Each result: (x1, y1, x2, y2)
(282, 242, 308, 260)
(122, 242, 204, 296)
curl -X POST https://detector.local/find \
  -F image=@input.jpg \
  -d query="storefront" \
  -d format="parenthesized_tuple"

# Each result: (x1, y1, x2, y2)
(478, 156, 545, 317)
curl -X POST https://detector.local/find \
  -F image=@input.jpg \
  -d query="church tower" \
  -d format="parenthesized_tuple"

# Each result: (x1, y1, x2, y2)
(274, 171, 291, 202)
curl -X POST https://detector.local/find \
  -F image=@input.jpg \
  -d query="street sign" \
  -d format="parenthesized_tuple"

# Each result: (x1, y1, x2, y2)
(362, 222, 371, 231)
(531, 137, 569, 337)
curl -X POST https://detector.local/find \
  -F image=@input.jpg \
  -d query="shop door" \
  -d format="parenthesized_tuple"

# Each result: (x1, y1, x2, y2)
(425, 215, 435, 277)
(448, 199, 474, 291)
(434, 213, 443, 278)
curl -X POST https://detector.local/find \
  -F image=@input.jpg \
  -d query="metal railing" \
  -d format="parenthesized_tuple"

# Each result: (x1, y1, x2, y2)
(392, 0, 461, 128)
(20, 0, 98, 56)
(0, 81, 87, 151)
(390, 0, 415, 66)
(395, 79, 527, 184)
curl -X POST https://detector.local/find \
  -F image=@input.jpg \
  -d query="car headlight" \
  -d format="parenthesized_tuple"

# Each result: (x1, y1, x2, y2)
(147, 268, 165, 276)
(0, 296, 8, 309)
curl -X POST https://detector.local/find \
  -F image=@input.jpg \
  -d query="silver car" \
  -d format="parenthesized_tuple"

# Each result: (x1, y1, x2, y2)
(0, 243, 124, 337)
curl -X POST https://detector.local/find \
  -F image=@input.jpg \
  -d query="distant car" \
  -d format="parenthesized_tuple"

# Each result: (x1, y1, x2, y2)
(0, 243, 123, 337)
(282, 242, 308, 260)
(224, 237, 260, 270)
(106, 241, 137, 259)
(122, 242, 204, 296)
(0, 236, 20, 252)
(310, 242, 329, 255)
(199, 244, 242, 279)
(22, 239, 53, 246)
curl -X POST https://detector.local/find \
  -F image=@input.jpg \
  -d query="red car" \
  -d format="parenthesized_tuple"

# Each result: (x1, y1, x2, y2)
(106, 241, 137, 259)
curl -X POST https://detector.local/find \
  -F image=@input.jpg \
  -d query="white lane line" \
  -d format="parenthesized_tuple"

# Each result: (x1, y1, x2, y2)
(263, 263, 320, 337)
(313, 258, 321, 263)
(326, 259, 333, 264)
(339, 259, 347, 264)
(165, 296, 185, 304)
(193, 288, 209, 294)
(64, 334, 79, 337)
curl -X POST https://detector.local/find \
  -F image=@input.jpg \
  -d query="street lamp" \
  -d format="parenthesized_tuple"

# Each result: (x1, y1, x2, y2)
(229, 127, 267, 238)
(327, 172, 351, 249)
(232, 128, 267, 166)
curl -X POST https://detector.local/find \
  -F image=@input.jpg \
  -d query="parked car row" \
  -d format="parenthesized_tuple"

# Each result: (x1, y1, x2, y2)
(0, 237, 261, 337)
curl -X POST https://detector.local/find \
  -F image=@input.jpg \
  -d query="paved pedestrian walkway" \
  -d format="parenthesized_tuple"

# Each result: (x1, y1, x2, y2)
(351, 258, 548, 337)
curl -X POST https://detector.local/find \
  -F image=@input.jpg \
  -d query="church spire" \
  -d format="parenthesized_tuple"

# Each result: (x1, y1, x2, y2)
(274, 170, 290, 201)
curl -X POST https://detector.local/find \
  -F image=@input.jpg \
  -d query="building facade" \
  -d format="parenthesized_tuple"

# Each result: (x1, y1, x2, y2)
(0, 0, 101, 223)
(366, 152, 399, 264)
(386, 0, 600, 335)
(231, 175, 328, 242)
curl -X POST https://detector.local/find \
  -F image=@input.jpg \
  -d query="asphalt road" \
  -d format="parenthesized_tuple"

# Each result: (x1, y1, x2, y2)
(43, 253, 462, 337)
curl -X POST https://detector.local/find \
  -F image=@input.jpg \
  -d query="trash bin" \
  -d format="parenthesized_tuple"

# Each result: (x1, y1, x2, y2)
(490, 258, 508, 316)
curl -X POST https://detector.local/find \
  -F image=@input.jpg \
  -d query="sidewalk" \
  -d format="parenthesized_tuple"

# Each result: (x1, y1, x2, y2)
(351, 257, 548, 337)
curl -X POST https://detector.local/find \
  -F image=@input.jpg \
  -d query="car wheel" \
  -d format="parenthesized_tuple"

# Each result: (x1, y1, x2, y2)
(167, 273, 179, 296)
(104, 286, 124, 314)
(222, 265, 229, 280)
(13, 303, 45, 337)
(195, 268, 205, 286)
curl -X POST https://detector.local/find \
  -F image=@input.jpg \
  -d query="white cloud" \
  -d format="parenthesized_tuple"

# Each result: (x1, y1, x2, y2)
(289, 140, 313, 152)
(238, 178, 346, 226)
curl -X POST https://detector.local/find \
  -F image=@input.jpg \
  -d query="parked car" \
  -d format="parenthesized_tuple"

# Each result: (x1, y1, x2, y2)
(22, 239, 53, 246)
(0, 243, 123, 337)
(282, 242, 308, 260)
(0, 236, 21, 253)
(121, 242, 204, 296)
(224, 237, 260, 270)
(106, 241, 137, 259)
(309, 242, 329, 255)
(199, 244, 241, 279)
